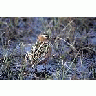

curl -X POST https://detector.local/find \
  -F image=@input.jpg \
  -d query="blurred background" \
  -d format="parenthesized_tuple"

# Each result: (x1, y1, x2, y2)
(0, 17, 96, 80)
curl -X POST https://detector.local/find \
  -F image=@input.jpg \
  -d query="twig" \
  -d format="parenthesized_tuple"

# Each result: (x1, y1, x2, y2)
(62, 20, 73, 31)
(64, 49, 80, 75)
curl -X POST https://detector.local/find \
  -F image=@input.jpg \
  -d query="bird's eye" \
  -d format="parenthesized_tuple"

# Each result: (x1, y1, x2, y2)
(45, 35, 49, 38)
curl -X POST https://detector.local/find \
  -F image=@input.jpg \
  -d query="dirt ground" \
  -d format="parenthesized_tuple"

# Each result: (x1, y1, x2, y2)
(0, 17, 96, 80)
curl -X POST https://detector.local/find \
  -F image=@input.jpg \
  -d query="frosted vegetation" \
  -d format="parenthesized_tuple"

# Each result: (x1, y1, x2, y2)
(0, 17, 96, 80)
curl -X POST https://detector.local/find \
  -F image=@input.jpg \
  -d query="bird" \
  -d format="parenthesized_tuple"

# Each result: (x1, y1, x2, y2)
(25, 34, 52, 67)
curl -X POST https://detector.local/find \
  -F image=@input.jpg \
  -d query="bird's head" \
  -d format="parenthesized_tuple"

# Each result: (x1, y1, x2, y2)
(38, 34, 49, 42)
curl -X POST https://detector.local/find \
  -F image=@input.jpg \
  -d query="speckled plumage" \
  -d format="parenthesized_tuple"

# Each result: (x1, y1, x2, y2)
(25, 34, 51, 67)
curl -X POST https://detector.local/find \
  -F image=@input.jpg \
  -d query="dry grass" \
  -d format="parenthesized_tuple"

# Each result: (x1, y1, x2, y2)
(0, 17, 96, 80)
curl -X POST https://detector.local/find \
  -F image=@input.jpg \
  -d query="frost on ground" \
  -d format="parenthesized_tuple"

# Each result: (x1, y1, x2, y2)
(0, 17, 96, 80)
